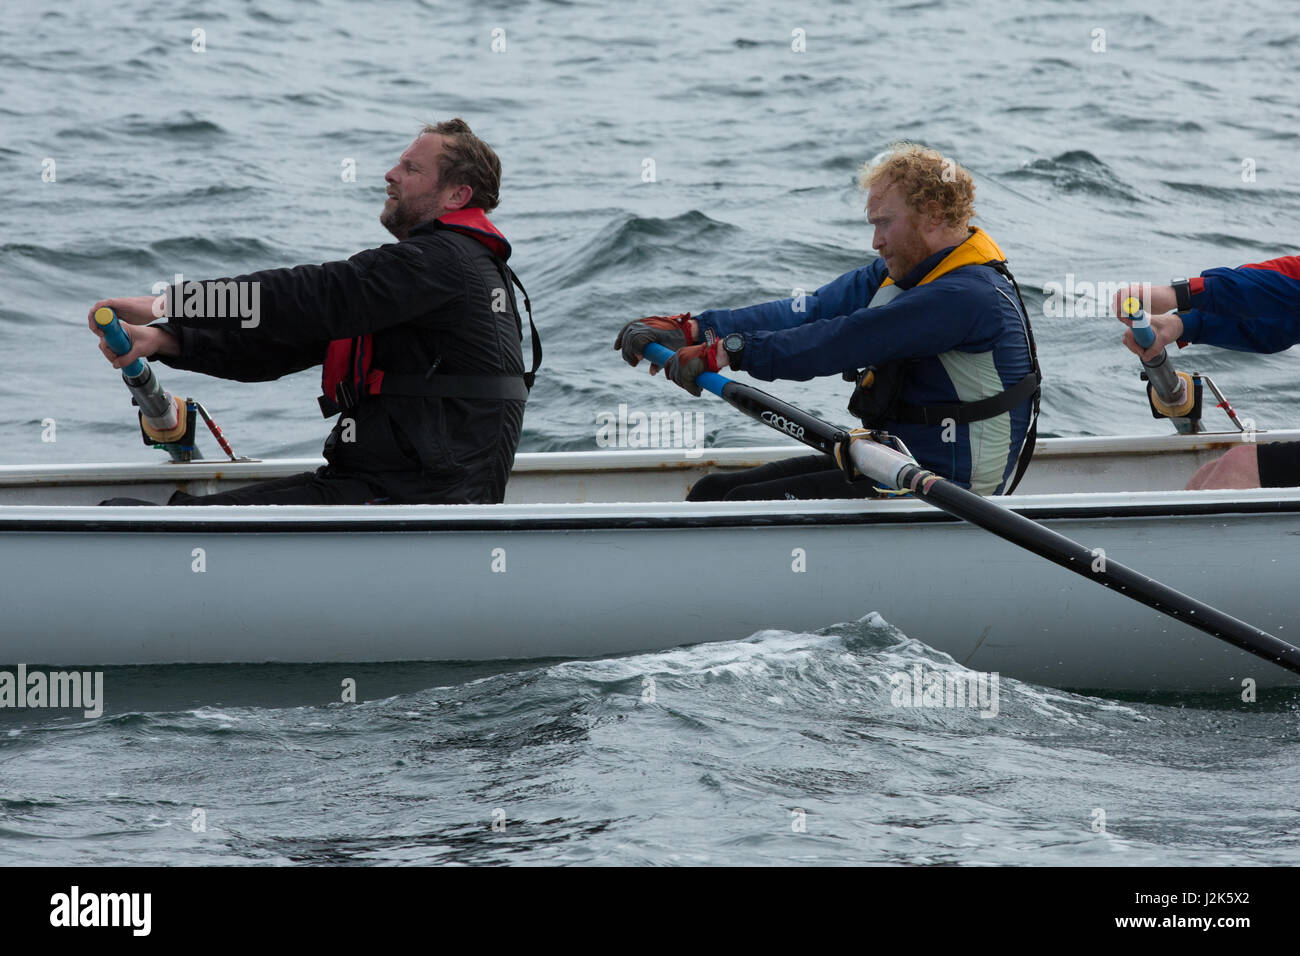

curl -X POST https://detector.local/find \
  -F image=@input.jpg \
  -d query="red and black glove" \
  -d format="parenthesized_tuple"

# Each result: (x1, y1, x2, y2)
(664, 342, 721, 397)
(614, 313, 693, 368)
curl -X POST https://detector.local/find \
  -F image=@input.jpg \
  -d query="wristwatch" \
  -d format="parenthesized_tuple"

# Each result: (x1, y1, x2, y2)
(1171, 277, 1191, 313)
(723, 332, 745, 371)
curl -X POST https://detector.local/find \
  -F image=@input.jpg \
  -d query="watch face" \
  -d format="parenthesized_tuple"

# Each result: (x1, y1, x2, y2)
(724, 334, 744, 351)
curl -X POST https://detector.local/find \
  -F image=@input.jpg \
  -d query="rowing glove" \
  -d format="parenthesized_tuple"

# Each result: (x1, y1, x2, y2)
(614, 313, 693, 367)
(664, 342, 721, 397)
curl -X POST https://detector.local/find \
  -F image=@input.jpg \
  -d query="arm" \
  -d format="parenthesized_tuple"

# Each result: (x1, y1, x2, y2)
(694, 261, 887, 340)
(740, 277, 983, 382)
(162, 234, 467, 339)
(155, 324, 328, 382)
(1180, 257, 1300, 352)
(1181, 308, 1300, 353)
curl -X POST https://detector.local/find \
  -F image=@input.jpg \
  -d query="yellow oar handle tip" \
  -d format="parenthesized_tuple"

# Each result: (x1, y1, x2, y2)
(93, 307, 116, 326)
(1122, 296, 1141, 317)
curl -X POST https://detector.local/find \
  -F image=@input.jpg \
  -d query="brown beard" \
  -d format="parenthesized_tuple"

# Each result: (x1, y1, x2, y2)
(884, 230, 934, 281)
(380, 196, 437, 240)
(380, 198, 414, 240)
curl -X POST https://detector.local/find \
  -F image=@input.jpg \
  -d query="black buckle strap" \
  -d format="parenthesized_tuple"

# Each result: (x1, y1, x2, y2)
(893, 371, 1039, 426)
(319, 372, 526, 415)
(378, 373, 529, 402)
(318, 378, 359, 417)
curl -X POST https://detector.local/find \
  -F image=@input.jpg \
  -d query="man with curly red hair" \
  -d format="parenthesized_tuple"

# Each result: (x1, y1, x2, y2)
(616, 143, 1041, 500)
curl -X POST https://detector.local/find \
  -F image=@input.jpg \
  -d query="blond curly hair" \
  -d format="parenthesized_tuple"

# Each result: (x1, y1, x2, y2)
(859, 143, 975, 227)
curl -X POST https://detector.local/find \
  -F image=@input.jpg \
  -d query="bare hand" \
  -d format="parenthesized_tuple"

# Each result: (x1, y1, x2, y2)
(89, 319, 178, 370)
(1118, 312, 1184, 362)
(87, 295, 166, 328)
(1111, 284, 1177, 319)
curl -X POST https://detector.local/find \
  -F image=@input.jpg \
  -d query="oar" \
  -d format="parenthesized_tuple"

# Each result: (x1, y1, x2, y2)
(1122, 297, 1200, 433)
(641, 341, 1300, 676)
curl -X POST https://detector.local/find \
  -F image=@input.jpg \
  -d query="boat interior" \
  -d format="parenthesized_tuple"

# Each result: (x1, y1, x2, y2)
(1, 430, 1297, 507)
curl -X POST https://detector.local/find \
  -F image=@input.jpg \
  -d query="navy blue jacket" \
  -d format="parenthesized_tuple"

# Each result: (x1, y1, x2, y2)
(696, 240, 1035, 494)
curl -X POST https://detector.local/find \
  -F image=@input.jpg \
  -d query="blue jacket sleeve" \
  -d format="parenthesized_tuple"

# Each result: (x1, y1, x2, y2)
(695, 261, 887, 339)
(741, 273, 992, 382)
(1181, 257, 1300, 353)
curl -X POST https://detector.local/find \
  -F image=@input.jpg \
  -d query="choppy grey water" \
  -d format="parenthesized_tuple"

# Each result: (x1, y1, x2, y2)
(2, 0, 1299, 866)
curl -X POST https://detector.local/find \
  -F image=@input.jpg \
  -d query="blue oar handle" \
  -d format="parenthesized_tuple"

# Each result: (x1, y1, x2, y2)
(93, 305, 179, 424)
(1120, 296, 1197, 430)
(643, 342, 727, 398)
(93, 307, 146, 378)
(1128, 307, 1157, 350)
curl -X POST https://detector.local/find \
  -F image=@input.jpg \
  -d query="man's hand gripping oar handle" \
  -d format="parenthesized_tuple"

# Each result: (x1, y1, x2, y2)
(642, 343, 854, 459)
(641, 342, 1300, 678)
(1123, 297, 1198, 423)
(93, 306, 187, 443)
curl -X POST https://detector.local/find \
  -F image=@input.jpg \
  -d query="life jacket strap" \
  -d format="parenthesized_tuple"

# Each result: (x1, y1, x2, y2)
(988, 260, 1041, 495)
(497, 261, 541, 390)
(373, 373, 530, 402)
(892, 371, 1039, 426)
(432, 221, 542, 388)
(318, 372, 529, 416)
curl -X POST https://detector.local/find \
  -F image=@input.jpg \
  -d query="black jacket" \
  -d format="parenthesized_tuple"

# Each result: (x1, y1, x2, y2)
(157, 217, 529, 503)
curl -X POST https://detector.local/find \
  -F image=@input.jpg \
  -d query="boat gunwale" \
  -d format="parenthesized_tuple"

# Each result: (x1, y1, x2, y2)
(4, 487, 1300, 532)
(5, 429, 1300, 531)
(2, 429, 1298, 487)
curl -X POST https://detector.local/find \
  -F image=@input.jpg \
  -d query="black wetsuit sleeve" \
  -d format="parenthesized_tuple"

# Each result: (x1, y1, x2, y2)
(161, 234, 466, 339)
(154, 324, 328, 382)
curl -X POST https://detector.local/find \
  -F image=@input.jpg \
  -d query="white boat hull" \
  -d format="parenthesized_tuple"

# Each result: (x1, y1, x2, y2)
(1, 432, 1298, 690)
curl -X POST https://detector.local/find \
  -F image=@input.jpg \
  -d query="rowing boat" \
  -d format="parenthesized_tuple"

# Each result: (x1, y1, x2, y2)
(1, 430, 1297, 691)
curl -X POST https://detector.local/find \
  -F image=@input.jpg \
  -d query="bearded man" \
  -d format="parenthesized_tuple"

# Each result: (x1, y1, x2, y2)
(617, 143, 1039, 500)
(91, 118, 538, 505)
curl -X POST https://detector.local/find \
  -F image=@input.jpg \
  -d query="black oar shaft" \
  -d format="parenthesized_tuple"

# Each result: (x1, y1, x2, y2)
(717, 381, 847, 456)
(891, 459, 1300, 673)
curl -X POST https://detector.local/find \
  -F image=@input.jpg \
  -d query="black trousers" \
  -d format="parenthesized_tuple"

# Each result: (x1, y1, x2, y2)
(687, 453, 882, 501)
(101, 470, 387, 506)
(1259, 441, 1300, 487)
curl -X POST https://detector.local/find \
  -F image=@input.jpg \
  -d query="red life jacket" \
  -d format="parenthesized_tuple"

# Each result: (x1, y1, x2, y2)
(319, 208, 538, 417)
